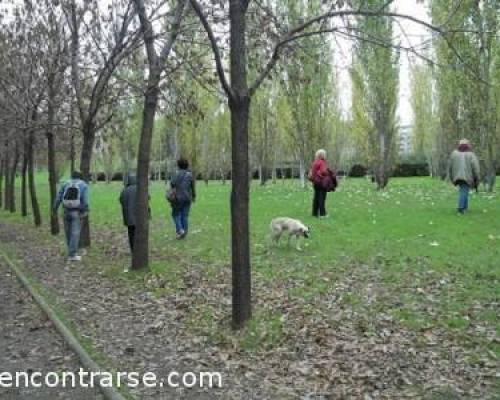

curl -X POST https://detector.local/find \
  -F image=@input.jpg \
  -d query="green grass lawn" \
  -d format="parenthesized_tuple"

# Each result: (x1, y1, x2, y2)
(2, 175, 499, 355)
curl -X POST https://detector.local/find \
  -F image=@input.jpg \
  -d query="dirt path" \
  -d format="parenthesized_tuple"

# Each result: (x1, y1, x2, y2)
(0, 259, 104, 400)
(0, 222, 267, 400)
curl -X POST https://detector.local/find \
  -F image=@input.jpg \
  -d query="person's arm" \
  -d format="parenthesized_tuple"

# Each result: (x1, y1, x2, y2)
(447, 155, 453, 182)
(191, 177, 196, 202)
(80, 183, 89, 214)
(170, 174, 177, 188)
(471, 154, 480, 187)
(53, 184, 65, 213)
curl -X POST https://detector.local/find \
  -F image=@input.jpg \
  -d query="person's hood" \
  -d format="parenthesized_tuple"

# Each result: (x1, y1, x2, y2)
(126, 174, 137, 186)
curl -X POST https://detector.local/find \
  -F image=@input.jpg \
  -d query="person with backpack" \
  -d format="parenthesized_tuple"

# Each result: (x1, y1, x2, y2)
(53, 171, 89, 261)
(308, 149, 337, 218)
(167, 158, 196, 239)
(448, 138, 480, 214)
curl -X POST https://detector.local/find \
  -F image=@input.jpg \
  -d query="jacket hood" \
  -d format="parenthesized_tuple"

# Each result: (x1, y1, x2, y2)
(458, 143, 472, 152)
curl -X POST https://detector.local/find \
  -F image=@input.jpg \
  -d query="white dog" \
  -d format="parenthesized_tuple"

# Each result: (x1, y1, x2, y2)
(270, 217, 310, 251)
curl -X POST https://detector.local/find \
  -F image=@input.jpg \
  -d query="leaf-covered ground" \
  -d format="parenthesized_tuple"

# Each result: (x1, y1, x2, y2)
(0, 177, 498, 398)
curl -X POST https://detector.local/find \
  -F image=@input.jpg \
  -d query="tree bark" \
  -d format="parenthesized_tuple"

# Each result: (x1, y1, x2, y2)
(228, 0, 252, 329)
(27, 130, 41, 226)
(47, 131, 60, 234)
(229, 97, 252, 329)
(299, 157, 306, 188)
(78, 120, 95, 248)
(0, 155, 4, 209)
(70, 101, 76, 175)
(21, 141, 28, 217)
(132, 82, 160, 270)
(8, 144, 19, 213)
(3, 149, 10, 210)
(131, 0, 187, 270)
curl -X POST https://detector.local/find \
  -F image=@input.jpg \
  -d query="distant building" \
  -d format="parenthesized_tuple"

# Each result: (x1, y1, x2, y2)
(399, 124, 413, 155)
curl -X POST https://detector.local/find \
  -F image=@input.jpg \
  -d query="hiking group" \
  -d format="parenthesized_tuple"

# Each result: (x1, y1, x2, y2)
(53, 139, 480, 261)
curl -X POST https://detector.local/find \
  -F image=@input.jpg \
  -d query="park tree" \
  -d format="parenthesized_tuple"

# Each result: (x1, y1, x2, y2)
(467, 0, 499, 190)
(280, 0, 338, 187)
(63, 0, 139, 246)
(35, 1, 71, 235)
(354, 0, 399, 189)
(431, 0, 499, 188)
(250, 81, 279, 185)
(410, 63, 438, 172)
(0, 7, 46, 225)
(130, 0, 188, 270)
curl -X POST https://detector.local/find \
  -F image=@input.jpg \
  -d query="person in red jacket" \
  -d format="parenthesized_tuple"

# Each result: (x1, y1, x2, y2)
(309, 149, 332, 218)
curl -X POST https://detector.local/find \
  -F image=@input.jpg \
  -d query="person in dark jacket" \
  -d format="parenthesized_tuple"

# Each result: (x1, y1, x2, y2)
(119, 174, 138, 251)
(170, 158, 196, 239)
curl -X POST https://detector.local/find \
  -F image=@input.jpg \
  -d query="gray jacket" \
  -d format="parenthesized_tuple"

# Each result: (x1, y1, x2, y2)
(448, 150, 480, 187)
(119, 175, 137, 226)
(170, 169, 196, 206)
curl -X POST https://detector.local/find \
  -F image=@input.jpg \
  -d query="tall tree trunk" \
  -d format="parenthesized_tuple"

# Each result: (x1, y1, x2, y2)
(27, 131, 41, 226)
(375, 133, 389, 190)
(229, 0, 252, 329)
(299, 157, 306, 188)
(229, 97, 252, 329)
(260, 113, 269, 186)
(132, 82, 160, 270)
(3, 149, 10, 210)
(0, 155, 4, 209)
(70, 103, 76, 175)
(78, 120, 95, 247)
(21, 141, 28, 217)
(8, 144, 19, 213)
(47, 131, 60, 234)
(131, 0, 186, 270)
(47, 69, 60, 234)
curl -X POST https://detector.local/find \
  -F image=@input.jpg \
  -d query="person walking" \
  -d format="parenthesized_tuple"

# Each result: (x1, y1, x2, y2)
(53, 171, 89, 261)
(309, 149, 336, 218)
(168, 158, 196, 239)
(119, 174, 138, 251)
(448, 138, 480, 214)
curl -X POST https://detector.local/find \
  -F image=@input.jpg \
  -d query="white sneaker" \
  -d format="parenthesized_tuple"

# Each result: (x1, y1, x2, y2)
(68, 255, 82, 262)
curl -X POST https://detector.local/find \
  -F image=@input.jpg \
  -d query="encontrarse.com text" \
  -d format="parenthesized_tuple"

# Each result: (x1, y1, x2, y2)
(0, 369, 222, 389)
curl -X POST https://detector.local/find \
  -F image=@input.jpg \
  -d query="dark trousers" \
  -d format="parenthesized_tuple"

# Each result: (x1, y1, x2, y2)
(312, 186, 327, 217)
(172, 203, 191, 234)
(127, 226, 136, 251)
(458, 183, 470, 212)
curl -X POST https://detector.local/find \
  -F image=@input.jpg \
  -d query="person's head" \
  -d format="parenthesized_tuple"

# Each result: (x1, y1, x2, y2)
(458, 138, 472, 152)
(177, 158, 189, 170)
(315, 149, 327, 160)
(71, 171, 83, 180)
(126, 173, 137, 186)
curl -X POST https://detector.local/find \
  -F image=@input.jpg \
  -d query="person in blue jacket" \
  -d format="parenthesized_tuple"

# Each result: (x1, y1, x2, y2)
(53, 171, 89, 261)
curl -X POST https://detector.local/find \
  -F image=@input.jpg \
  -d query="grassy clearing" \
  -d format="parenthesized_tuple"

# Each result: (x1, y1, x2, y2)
(2, 176, 499, 355)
